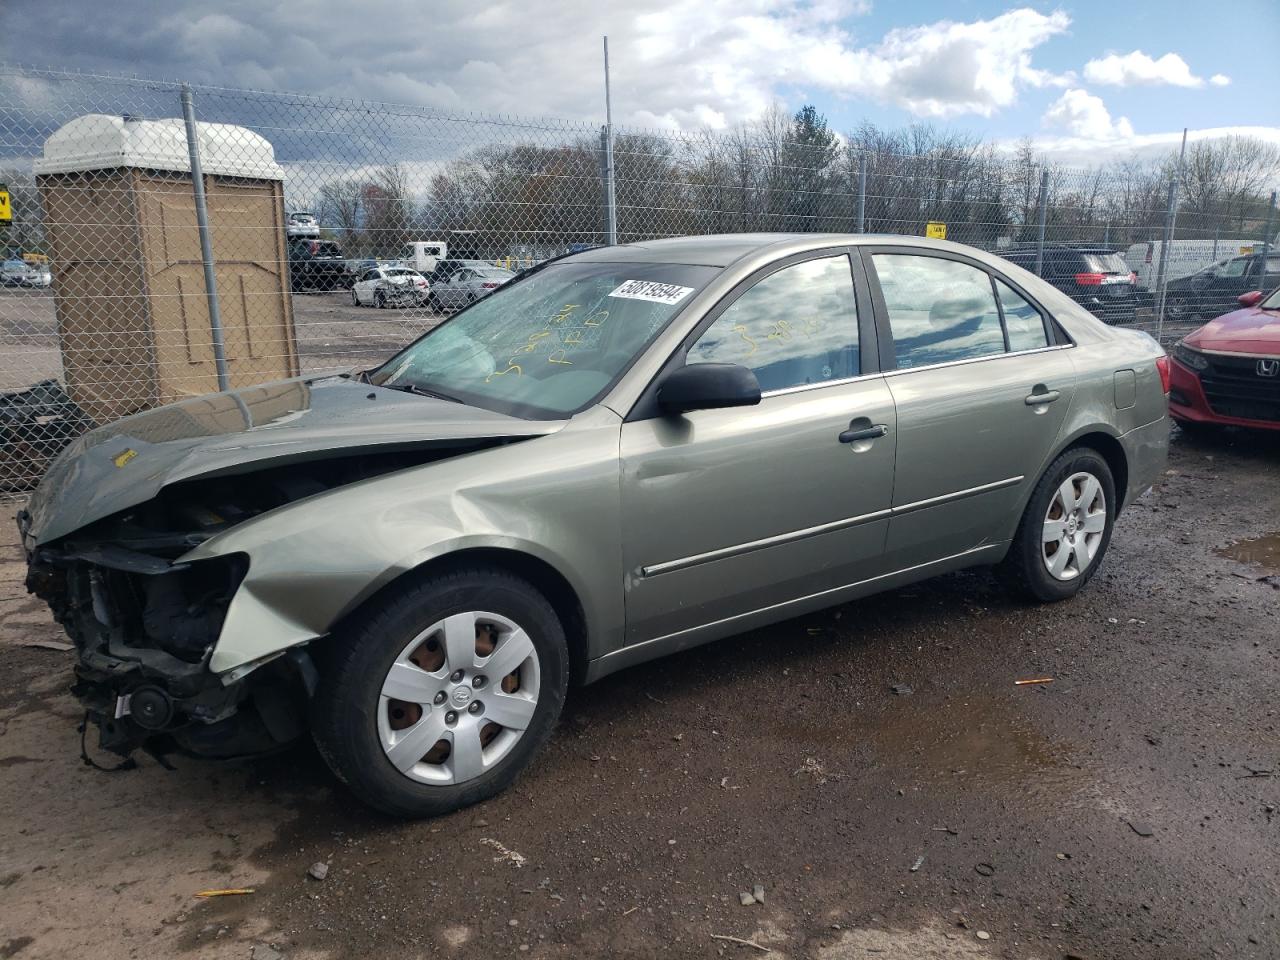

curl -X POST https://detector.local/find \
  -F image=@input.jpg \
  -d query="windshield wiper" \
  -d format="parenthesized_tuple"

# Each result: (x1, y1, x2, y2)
(382, 382, 464, 404)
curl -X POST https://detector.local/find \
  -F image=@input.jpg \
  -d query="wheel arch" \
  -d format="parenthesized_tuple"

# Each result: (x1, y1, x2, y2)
(330, 546, 591, 685)
(1056, 428, 1130, 511)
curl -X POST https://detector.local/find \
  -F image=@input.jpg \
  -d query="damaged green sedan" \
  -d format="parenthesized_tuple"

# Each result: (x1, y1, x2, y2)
(20, 234, 1170, 816)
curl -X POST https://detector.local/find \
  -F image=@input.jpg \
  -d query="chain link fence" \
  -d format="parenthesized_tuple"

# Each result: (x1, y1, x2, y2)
(2, 66, 1278, 493)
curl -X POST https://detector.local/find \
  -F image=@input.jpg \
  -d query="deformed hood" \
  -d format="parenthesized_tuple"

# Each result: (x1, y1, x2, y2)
(25, 375, 563, 544)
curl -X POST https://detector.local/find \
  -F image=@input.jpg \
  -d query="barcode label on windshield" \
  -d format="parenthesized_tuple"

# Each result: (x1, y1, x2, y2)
(608, 280, 694, 305)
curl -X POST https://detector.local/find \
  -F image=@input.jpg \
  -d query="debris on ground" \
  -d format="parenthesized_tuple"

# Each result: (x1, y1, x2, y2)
(307, 862, 329, 881)
(752, 883, 766, 904)
(195, 888, 255, 898)
(18, 640, 75, 652)
(931, 826, 958, 835)
(710, 932, 770, 953)
(976, 930, 991, 941)
(1127, 820, 1155, 837)
(974, 863, 995, 877)
(250, 945, 283, 960)
(739, 891, 756, 906)
(889, 683, 913, 696)
(793, 757, 840, 784)
(480, 837, 527, 867)
(910, 855, 925, 872)
(1014, 677, 1054, 686)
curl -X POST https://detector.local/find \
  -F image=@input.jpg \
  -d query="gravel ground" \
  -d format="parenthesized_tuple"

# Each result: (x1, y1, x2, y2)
(0, 287, 442, 393)
(0, 427, 1277, 960)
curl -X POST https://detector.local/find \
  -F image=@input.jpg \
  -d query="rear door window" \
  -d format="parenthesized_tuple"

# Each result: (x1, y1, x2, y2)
(872, 254, 1006, 369)
(995, 279, 1050, 351)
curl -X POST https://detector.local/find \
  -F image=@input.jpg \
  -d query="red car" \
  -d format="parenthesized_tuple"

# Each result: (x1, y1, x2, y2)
(1168, 288, 1280, 431)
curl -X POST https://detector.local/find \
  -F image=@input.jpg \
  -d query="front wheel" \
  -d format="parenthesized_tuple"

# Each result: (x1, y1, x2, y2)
(999, 448, 1116, 602)
(374, 290, 386, 309)
(351, 288, 360, 307)
(312, 568, 568, 817)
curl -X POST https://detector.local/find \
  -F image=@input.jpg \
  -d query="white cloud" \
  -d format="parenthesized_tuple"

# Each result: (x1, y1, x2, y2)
(1210, 73, 1231, 87)
(12, 1, 1075, 130)
(1042, 89, 1134, 141)
(1011, 125, 1280, 168)
(1083, 51, 1208, 88)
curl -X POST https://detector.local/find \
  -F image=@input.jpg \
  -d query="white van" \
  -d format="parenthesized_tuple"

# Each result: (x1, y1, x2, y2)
(399, 241, 448, 275)
(1124, 239, 1261, 289)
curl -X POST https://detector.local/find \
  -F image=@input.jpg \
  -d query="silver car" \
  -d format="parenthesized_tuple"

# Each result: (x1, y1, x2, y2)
(429, 264, 516, 311)
(19, 234, 1169, 816)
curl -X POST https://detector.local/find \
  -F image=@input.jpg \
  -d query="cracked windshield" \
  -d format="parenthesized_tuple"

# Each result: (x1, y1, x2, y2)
(371, 262, 718, 417)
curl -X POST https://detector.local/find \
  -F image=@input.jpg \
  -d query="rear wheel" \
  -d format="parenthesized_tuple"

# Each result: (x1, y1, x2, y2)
(312, 568, 568, 818)
(1165, 296, 1194, 322)
(374, 290, 386, 309)
(1000, 448, 1116, 602)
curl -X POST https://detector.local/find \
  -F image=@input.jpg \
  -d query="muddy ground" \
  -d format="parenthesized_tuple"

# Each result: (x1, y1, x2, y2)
(1, 428, 1278, 960)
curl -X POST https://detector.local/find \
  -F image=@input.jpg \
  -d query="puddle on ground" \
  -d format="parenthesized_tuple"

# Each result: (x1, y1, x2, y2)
(1216, 532, 1280, 574)
(777, 689, 1081, 804)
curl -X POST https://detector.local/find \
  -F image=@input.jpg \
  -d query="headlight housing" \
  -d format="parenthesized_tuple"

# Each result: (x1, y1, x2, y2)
(1173, 342, 1209, 372)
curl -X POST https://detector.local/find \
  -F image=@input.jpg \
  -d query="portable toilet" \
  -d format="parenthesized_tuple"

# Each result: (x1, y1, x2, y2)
(34, 114, 299, 425)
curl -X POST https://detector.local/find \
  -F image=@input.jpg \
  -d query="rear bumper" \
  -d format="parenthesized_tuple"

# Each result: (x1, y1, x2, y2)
(1118, 415, 1170, 507)
(1168, 358, 1280, 431)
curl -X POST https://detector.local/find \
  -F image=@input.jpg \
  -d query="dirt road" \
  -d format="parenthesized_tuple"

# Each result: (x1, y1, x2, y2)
(1, 428, 1278, 960)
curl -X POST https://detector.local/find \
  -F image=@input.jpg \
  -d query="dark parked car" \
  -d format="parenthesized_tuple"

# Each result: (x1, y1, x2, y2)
(1163, 251, 1280, 322)
(289, 238, 353, 291)
(998, 245, 1141, 324)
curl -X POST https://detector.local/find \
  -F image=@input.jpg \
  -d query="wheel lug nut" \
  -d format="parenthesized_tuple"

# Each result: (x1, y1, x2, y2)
(472, 676, 486, 688)
(445, 711, 457, 724)
(433, 691, 447, 705)
(450, 669, 465, 682)
(468, 702, 482, 714)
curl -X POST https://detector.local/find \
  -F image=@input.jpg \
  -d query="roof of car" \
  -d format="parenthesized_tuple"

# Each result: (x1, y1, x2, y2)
(564, 232, 1008, 267)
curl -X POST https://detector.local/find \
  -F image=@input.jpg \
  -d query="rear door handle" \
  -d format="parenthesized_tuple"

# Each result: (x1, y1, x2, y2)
(839, 423, 889, 444)
(1025, 389, 1061, 406)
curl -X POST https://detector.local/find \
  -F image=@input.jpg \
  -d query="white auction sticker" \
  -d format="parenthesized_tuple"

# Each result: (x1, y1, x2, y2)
(608, 279, 694, 305)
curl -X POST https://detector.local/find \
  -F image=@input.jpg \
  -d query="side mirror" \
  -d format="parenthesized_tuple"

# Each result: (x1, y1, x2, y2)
(1238, 290, 1264, 308)
(658, 363, 761, 415)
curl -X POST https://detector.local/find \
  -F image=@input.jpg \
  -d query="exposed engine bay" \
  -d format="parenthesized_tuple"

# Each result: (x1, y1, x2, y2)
(21, 447, 488, 765)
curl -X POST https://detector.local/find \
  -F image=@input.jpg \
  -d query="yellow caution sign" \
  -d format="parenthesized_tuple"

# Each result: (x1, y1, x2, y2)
(0, 188, 10, 222)
(925, 221, 946, 240)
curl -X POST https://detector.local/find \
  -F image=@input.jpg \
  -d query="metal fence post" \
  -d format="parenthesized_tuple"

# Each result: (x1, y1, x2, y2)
(180, 84, 230, 392)
(1034, 169, 1049, 277)
(601, 37, 618, 246)
(1154, 176, 1179, 342)
(1257, 191, 1277, 283)
(856, 152, 867, 233)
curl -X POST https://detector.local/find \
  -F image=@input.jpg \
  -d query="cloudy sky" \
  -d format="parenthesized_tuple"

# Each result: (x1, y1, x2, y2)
(5, 0, 1278, 162)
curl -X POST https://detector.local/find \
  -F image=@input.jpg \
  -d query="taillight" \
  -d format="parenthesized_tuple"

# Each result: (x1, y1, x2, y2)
(308, 240, 319, 254)
(1129, 272, 1137, 284)
(1074, 272, 1106, 285)
(482, 282, 499, 289)
(1156, 356, 1171, 394)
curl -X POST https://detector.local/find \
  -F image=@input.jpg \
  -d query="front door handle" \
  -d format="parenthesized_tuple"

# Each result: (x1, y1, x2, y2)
(1025, 388, 1061, 406)
(839, 423, 889, 444)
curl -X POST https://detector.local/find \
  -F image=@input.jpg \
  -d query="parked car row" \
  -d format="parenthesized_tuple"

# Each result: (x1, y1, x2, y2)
(998, 245, 1145, 324)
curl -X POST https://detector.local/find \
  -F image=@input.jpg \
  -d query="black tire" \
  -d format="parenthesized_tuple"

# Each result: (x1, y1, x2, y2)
(351, 288, 360, 307)
(1173, 417, 1217, 440)
(374, 290, 386, 309)
(312, 568, 568, 818)
(999, 447, 1117, 603)
(1165, 296, 1195, 322)
(427, 292, 443, 314)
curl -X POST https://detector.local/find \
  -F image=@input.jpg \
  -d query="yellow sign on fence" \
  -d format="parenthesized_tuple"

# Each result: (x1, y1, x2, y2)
(0, 189, 11, 222)
(925, 221, 946, 240)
